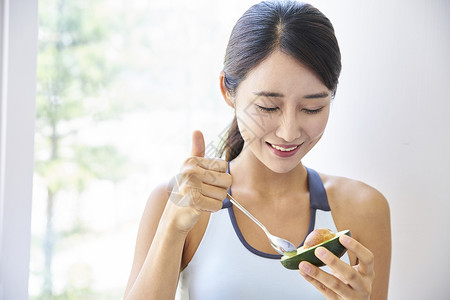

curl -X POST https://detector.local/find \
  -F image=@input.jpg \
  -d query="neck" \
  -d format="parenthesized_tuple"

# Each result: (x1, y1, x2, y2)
(229, 149, 308, 201)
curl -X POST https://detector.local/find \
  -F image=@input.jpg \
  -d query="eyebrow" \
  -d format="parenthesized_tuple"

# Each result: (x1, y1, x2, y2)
(253, 91, 330, 99)
(253, 91, 284, 98)
(304, 91, 330, 99)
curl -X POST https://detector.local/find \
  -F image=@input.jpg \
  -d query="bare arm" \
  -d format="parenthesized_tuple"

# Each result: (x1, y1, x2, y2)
(352, 186, 391, 300)
(123, 131, 231, 300)
(123, 184, 187, 299)
(332, 181, 391, 300)
(299, 177, 391, 300)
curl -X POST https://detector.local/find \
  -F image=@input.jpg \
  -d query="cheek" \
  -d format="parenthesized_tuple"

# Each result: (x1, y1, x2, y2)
(235, 113, 259, 144)
(235, 108, 278, 143)
(305, 114, 329, 140)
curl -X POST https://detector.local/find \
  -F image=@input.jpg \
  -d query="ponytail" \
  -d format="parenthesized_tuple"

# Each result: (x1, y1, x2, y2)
(217, 116, 244, 161)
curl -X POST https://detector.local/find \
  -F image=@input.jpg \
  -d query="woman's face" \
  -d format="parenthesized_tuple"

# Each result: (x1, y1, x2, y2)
(232, 50, 331, 173)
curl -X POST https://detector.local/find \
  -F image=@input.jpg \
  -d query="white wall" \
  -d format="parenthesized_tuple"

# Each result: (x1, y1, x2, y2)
(303, 0, 450, 299)
(0, 0, 38, 299)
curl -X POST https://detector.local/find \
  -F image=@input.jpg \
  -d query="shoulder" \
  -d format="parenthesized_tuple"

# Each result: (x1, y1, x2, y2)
(321, 173, 389, 216)
(141, 179, 173, 220)
(135, 179, 173, 246)
(150, 178, 174, 203)
(319, 172, 390, 240)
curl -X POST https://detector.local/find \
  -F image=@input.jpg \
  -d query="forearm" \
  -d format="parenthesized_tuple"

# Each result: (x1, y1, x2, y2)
(125, 205, 188, 300)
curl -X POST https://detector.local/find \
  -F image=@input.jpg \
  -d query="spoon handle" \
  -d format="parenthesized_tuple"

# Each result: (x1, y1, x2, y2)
(226, 193, 270, 236)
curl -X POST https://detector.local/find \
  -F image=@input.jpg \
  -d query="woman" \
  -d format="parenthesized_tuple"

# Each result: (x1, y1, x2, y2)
(124, 1, 391, 299)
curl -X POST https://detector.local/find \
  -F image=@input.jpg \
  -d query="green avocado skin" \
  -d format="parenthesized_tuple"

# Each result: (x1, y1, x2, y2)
(280, 230, 351, 270)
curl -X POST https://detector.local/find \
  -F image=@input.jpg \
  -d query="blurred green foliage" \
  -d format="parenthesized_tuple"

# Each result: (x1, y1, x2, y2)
(31, 0, 244, 298)
(33, 0, 131, 298)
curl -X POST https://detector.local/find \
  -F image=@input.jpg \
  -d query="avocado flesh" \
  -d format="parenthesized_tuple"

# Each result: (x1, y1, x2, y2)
(280, 230, 351, 270)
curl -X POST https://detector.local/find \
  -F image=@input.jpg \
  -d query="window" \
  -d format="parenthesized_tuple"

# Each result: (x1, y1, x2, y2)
(29, 0, 257, 298)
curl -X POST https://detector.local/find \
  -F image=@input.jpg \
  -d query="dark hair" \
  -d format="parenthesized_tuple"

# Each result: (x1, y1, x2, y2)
(218, 0, 341, 161)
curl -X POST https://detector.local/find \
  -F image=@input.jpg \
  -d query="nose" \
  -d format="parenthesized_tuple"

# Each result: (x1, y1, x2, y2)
(275, 111, 301, 142)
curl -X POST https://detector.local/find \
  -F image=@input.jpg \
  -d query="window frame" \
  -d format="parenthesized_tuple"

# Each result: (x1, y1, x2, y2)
(0, 0, 38, 298)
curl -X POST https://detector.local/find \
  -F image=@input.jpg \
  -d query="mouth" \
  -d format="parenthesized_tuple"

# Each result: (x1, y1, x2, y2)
(266, 142, 302, 157)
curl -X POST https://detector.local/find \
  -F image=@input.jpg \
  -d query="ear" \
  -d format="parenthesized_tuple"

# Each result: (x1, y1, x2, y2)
(219, 71, 234, 108)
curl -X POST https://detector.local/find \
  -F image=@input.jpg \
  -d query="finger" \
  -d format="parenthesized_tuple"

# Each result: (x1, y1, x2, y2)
(192, 193, 223, 212)
(200, 183, 228, 202)
(179, 166, 231, 189)
(174, 181, 225, 212)
(191, 130, 205, 157)
(186, 156, 228, 173)
(299, 262, 341, 300)
(200, 169, 232, 188)
(179, 162, 231, 188)
(330, 268, 348, 285)
(299, 261, 354, 299)
(314, 246, 365, 290)
(339, 234, 374, 275)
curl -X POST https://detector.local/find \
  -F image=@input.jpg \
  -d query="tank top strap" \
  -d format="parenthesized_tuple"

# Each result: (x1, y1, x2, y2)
(221, 161, 232, 209)
(305, 167, 331, 211)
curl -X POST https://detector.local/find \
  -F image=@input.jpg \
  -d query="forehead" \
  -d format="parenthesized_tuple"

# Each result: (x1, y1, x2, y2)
(237, 50, 328, 96)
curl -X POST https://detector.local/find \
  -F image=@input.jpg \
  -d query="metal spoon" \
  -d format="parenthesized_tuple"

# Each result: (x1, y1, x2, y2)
(226, 193, 297, 255)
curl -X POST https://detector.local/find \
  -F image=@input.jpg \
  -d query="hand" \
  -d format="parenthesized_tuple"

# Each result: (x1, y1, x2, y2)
(298, 234, 375, 300)
(167, 130, 232, 232)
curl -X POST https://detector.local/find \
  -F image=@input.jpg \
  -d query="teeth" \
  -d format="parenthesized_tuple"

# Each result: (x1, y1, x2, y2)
(271, 144, 298, 152)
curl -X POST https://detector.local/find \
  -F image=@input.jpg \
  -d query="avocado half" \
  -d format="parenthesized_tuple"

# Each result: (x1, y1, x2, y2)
(280, 229, 351, 270)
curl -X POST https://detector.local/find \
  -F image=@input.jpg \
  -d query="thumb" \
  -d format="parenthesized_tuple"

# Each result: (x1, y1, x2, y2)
(191, 130, 205, 157)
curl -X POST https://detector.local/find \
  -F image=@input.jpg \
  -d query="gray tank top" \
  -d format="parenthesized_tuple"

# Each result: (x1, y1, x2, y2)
(176, 167, 349, 299)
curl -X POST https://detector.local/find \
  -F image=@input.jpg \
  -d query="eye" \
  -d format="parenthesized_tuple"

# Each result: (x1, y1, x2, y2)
(302, 107, 324, 114)
(256, 105, 279, 112)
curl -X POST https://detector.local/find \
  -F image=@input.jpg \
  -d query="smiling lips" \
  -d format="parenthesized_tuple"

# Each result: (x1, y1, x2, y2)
(267, 142, 302, 157)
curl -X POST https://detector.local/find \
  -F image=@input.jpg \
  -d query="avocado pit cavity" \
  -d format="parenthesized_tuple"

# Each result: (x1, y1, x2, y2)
(303, 228, 336, 249)
(280, 228, 351, 270)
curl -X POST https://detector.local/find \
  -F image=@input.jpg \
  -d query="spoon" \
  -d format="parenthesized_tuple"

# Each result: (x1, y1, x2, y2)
(226, 193, 297, 255)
